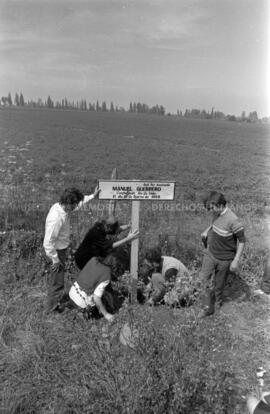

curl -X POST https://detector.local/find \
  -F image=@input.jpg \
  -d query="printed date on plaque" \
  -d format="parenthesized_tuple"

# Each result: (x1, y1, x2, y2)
(98, 180, 175, 200)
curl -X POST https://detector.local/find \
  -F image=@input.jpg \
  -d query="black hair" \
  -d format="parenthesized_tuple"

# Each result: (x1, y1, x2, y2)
(145, 246, 162, 264)
(102, 220, 120, 235)
(59, 187, 84, 206)
(203, 191, 227, 210)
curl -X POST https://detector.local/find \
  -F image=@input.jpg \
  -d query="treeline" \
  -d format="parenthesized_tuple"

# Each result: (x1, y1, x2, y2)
(1, 92, 268, 122)
(176, 107, 266, 123)
(177, 107, 225, 120)
(0, 92, 165, 116)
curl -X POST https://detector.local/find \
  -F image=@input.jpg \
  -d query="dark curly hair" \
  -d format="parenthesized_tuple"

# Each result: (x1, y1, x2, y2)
(202, 191, 226, 210)
(102, 217, 120, 235)
(90, 219, 120, 238)
(59, 187, 84, 206)
(145, 246, 162, 264)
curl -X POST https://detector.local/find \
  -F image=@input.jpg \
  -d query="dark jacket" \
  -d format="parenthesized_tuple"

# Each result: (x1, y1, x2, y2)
(74, 222, 113, 270)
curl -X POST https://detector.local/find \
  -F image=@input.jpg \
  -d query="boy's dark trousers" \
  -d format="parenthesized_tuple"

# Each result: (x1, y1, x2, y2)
(261, 255, 270, 294)
(47, 249, 67, 313)
(200, 251, 231, 314)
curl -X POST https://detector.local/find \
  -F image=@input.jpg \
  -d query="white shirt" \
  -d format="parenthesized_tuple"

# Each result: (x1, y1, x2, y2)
(43, 194, 94, 263)
(69, 280, 110, 309)
(161, 256, 190, 279)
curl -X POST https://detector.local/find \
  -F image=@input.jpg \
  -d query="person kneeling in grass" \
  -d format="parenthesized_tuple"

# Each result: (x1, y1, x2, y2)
(143, 246, 190, 306)
(69, 252, 123, 322)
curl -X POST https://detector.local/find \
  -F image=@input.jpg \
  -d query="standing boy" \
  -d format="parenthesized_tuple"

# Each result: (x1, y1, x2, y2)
(43, 186, 99, 313)
(200, 191, 246, 316)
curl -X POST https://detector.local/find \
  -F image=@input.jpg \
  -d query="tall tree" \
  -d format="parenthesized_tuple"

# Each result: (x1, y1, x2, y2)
(15, 93, 20, 106)
(37, 97, 44, 107)
(159, 105, 165, 115)
(7, 92, 12, 106)
(102, 101, 107, 112)
(248, 111, 258, 122)
(46, 95, 54, 108)
(19, 93, 24, 106)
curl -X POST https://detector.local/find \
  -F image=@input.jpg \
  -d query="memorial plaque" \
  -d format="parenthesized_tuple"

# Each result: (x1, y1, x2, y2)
(98, 180, 175, 200)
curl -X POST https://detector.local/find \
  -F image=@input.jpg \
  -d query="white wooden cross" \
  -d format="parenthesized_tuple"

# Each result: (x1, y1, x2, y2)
(98, 177, 175, 302)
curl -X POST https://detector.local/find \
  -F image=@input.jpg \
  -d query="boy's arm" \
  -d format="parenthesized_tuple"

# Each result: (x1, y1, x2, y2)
(112, 229, 139, 249)
(145, 279, 153, 292)
(230, 242, 245, 272)
(76, 186, 100, 210)
(94, 295, 114, 321)
(201, 225, 212, 239)
(230, 220, 246, 272)
(201, 226, 212, 248)
(262, 392, 270, 405)
(93, 281, 114, 321)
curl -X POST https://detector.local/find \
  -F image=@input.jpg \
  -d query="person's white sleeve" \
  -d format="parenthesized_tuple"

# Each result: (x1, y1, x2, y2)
(43, 214, 63, 263)
(93, 281, 110, 298)
(76, 194, 94, 210)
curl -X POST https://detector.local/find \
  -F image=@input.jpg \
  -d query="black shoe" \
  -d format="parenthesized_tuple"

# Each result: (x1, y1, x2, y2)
(59, 293, 70, 305)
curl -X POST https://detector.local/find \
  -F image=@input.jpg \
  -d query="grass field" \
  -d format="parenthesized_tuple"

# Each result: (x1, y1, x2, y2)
(0, 108, 269, 245)
(0, 107, 270, 413)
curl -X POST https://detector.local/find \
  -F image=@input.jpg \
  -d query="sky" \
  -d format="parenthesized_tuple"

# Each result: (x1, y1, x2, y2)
(0, 0, 269, 117)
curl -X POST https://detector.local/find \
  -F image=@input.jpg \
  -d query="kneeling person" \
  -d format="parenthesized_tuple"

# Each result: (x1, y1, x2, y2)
(69, 254, 117, 322)
(144, 246, 190, 306)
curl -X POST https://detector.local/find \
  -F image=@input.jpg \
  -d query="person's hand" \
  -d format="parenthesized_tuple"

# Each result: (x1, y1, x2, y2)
(145, 283, 152, 299)
(127, 229, 139, 241)
(230, 259, 239, 273)
(201, 230, 208, 239)
(145, 282, 152, 292)
(51, 262, 61, 272)
(105, 313, 115, 322)
(148, 297, 154, 306)
(262, 392, 270, 404)
(120, 222, 131, 231)
(93, 186, 101, 198)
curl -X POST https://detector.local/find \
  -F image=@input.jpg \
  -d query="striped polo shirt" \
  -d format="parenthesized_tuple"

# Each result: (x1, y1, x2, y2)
(208, 207, 246, 260)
